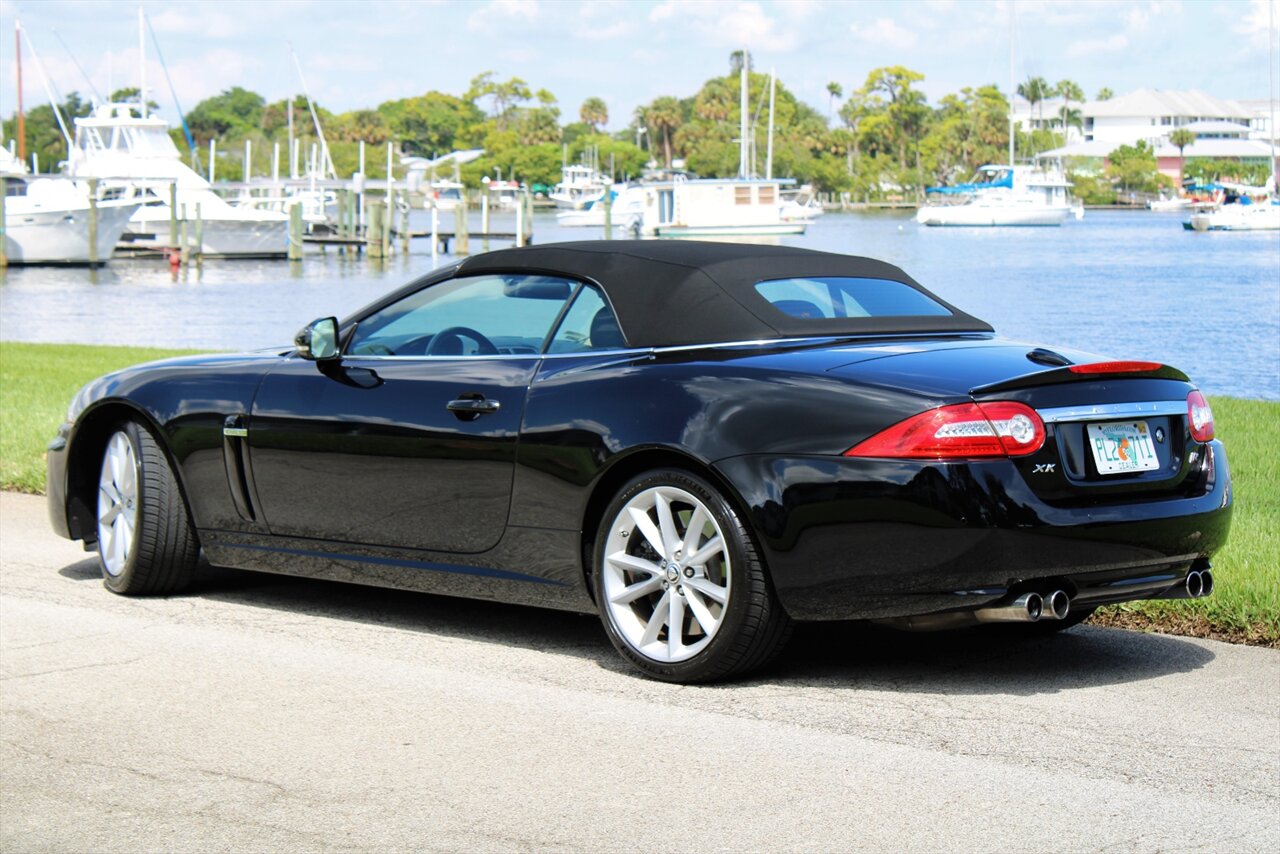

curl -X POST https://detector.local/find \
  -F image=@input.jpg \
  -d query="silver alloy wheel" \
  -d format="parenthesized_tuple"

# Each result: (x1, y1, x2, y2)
(602, 485, 731, 663)
(97, 431, 139, 576)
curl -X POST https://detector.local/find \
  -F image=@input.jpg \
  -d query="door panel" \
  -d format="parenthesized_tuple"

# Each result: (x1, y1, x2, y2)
(249, 356, 537, 553)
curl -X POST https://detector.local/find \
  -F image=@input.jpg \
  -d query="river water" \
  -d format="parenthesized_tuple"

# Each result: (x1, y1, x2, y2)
(2, 208, 1277, 400)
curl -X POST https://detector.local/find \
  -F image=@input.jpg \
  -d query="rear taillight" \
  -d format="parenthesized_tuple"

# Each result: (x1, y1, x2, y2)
(1187, 390, 1214, 442)
(1067, 360, 1163, 374)
(844, 401, 1046, 459)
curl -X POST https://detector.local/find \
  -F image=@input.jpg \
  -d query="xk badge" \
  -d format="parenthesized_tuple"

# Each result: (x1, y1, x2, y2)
(1033, 463, 1056, 474)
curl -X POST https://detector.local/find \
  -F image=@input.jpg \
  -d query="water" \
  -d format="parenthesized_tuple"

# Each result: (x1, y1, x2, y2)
(2, 208, 1277, 400)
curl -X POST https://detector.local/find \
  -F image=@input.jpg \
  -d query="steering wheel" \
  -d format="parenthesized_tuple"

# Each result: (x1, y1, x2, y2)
(425, 326, 499, 356)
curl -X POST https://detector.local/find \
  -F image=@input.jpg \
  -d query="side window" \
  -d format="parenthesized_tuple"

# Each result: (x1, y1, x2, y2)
(546, 285, 626, 353)
(347, 274, 575, 357)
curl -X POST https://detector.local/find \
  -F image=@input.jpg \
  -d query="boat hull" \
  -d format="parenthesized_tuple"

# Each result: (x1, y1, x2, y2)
(654, 223, 808, 237)
(1187, 205, 1280, 232)
(3, 202, 138, 265)
(121, 212, 290, 257)
(916, 205, 1072, 227)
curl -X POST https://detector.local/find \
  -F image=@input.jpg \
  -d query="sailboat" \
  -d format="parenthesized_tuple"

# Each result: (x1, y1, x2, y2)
(915, 8, 1082, 227)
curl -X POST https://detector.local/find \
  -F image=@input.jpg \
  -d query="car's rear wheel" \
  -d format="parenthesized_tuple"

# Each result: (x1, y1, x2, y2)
(96, 422, 199, 595)
(593, 469, 791, 683)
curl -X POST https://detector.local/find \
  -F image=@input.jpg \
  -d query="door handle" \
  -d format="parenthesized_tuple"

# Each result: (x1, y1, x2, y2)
(447, 396, 501, 418)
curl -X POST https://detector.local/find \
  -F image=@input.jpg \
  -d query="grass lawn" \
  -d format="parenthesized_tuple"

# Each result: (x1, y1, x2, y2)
(2, 341, 1276, 646)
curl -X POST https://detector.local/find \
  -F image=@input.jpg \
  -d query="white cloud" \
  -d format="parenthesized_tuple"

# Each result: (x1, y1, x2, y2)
(467, 0, 540, 33)
(1065, 33, 1130, 57)
(648, 1, 799, 50)
(1233, 0, 1275, 50)
(148, 7, 243, 39)
(849, 17, 918, 50)
(574, 0, 633, 39)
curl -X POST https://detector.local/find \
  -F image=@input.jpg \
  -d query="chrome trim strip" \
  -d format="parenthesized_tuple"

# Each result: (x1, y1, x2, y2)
(1037, 400, 1185, 424)
(222, 427, 249, 438)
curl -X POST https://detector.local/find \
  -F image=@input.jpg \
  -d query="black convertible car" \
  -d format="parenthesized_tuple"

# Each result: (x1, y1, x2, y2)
(48, 241, 1231, 682)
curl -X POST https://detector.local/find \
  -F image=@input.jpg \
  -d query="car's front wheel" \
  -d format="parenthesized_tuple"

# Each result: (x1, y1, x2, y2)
(96, 421, 200, 595)
(593, 469, 791, 682)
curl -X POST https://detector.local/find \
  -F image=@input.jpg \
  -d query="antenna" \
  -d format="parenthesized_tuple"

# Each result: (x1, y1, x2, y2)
(1008, 3, 1015, 167)
(138, 6, 146, 118)
(19, 25, 73, 150)
(52, 28, 102, 103)
(289, 44, 337, 179)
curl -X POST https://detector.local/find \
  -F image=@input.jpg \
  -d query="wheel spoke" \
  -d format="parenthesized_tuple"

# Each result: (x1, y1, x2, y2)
(610, 577, 663, 605)
(606, 551, 662, 577)
(98, 496, 120, 525)
(681, 505, 707, 556)
(684, 575, 727, 604)
(654, 491, 680, 557)
(684, 587, 719, 635)
(686, 536, 724, 568)
(667, 593, 686, 658)
(640, 590, 671, 646)
(627, 507, 666, 556)
(118, 448, 136, 497)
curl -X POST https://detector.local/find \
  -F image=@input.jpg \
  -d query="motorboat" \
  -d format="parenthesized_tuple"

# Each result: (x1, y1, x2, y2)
(1148, 194, 1191, 212)
(485, 180, 522, 210)
(779, 185, 824, 222)
(2, 148, 139, 264)
(1186, 200, 1280, 231)
(66, 103, 289, 257)
(549, 164, 611, 210)
(555, 184, 643, 227)
(916, 165, 1083, 227)
(424, 179, 465, 212)
(621, 176, 806, 237)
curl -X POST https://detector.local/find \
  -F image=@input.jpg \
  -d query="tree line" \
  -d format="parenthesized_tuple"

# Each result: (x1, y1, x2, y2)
(3, 55, 1266, 197)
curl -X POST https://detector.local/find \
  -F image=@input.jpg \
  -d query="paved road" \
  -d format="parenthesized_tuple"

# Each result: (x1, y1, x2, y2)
(2, 491, 1277, 852)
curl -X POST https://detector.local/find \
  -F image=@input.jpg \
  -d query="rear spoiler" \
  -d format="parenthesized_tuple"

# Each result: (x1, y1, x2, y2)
(972, 360, 1190, 395)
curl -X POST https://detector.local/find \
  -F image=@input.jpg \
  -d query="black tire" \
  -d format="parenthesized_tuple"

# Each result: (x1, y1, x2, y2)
(96, 421, 200, 596)
(592, 469, 792, 683)
(991, 606, 1097, 636)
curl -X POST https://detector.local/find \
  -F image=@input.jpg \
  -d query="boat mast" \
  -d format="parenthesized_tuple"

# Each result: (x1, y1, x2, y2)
(766, 67, 775, 180)
(138, 6, 146, 118)
(1008, 3, 1015, 167)
(1270, 0, 1277, 192)
(739, 50, 749, 178)
(15, 20, 24, 164)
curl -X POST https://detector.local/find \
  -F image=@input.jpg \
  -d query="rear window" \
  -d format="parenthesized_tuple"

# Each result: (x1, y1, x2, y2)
(755, 277, 952, 320)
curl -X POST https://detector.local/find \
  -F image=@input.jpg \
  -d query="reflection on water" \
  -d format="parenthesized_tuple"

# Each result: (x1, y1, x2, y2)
(1, 208, 1277, 400)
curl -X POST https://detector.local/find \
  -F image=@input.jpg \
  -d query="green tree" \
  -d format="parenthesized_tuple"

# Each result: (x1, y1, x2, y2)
(861, 66, 929, 181)
(1168, 128, 1196, 186)
(465, 72, 531, 131)
(1, 92, 92, 171)
(826, 82, 842, 119)
(1095, 87, 1114, 101)
(1106, 140, 1161, 192)
(640, 96, 683, 167)
(729, 50, 752, 74)
(185, 86, 265, 143)
(1055, 79, 1084, 141)
(579, 97, 608, 132)
(377, 91, 484, 156)
(1016, 76, 1052, 151)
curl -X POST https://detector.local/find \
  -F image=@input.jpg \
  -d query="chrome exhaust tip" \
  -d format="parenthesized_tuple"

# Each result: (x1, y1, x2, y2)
(1043, 590, 1071, 621)
(975, 592, 1043, 623)
(1199, 570, 1214, 597)
(1185, 571, 1204, 599)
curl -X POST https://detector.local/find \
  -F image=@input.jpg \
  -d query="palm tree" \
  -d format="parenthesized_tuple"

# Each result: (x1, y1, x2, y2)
(1169, 127, 1196, 187)
(1095, 87, 1114, 101)
(645, 96, 682, 167)
(1055, 79, 1084, 143)
(579, 97, 608, 132)
(826, 82, 843, 120)
(1016, 76, 1051, 131)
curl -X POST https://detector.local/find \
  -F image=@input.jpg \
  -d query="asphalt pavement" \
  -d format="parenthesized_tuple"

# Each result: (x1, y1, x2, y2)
(2, 491, 1277, 852)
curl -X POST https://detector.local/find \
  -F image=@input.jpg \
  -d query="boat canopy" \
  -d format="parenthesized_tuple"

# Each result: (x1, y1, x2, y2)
(926, 169, 1014, 195)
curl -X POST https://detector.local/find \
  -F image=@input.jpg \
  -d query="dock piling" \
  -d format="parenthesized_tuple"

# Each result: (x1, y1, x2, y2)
(288, 202, 303, 262)
(515, 192, 525, 248)
(0, 176, 7, 268)
(603, 183, 612, 241)
(180, 204, 190, 266)
(400, 192, 410, 256)
(430, 206, 439, 264)
(367, 201, 384, 259)
(168, 183, 178, 249)
(87, 178, 99, 266)
(455, 196, 469, 257)
(195, 203, 203, 268)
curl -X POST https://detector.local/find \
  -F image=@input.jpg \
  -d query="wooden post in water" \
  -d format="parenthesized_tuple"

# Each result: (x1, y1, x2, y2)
(180, 204, 190, 266)
(87, 178, 100, 265)
(525, 189, 534, 244)
(603, 183, 612, 240)
(288, 202, 303, 262)
(430, 206, 439, 264)
(169, 183, 178, 248)
(455, 195, 469, 257)
(195, 203, 204, 268)
(0, 176, 7, 268)
(367, 201, 384, 259)
(382, 196, 392, 259)
(515, 191, 525, 248)
(480, 191, 489, 234)
(401, 192, 410, 255)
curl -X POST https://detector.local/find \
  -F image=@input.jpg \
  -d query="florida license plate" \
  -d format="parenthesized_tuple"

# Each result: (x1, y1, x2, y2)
(1087, 421, 1160, 474)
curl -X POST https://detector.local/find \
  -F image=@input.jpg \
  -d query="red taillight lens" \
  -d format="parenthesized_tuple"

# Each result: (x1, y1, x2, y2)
(844, 401, 1046, 459)
(1067, 360, 1163, 374)
(1187, 390, 1214, 442)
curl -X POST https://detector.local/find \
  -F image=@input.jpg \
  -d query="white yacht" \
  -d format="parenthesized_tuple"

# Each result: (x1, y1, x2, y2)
(779, 185, 824, 222)
(916, 165, 1083, 227)
(1187, 197, 1280, 231)
(549, 164, 611, 210)
(485, 180, 521, 210)
(555, 184, 644, 227)
(2, 147, 139, 265)
(424, 179, 465, 212)
(66, 103, 289, 257)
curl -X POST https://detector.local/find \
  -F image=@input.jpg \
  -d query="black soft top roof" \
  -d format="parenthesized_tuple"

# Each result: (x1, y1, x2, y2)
(456, 240, 992, 348)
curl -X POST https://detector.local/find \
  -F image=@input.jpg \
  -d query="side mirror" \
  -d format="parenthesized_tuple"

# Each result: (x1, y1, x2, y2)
(295, 317, 339, 360)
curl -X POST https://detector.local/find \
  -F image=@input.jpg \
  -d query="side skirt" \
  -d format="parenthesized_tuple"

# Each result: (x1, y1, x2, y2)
(200, 525, 596, 613)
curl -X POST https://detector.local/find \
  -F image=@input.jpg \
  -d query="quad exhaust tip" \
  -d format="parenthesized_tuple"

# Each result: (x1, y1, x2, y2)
(1043, 589, 1071, 621)
(1186, 571, 1204, 599)
(1199, 569, 1214, 597)
(975, 592, 1043, 624)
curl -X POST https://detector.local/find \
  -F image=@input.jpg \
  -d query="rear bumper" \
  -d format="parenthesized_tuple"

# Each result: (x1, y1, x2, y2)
(714, 441, 1232, 621)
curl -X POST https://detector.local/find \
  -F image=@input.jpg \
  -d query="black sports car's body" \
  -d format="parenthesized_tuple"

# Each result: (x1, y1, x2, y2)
(48, 241, 1231, 681)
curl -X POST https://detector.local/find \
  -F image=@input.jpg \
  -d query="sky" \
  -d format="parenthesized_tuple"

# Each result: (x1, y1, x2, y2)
(0, 0, 1275, 133)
